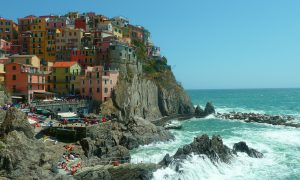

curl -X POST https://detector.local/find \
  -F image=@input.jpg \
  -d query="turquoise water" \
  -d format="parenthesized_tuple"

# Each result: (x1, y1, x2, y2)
(130, 89, 300, 180)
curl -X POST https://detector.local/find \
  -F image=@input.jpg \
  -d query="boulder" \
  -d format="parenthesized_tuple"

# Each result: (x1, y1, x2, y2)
(204, 102, 215, 116)
(0, 131, 62, 179)
(173, 134, 233, 163)
(195, 105, 205, 117)
(160, 134, 264, 171)
(74, 163, 158, 180)
(159, 153, 172, 166)
(233, 141, 263, 158)
(80, 137, 96, 158)
(0, 108, 34, 139)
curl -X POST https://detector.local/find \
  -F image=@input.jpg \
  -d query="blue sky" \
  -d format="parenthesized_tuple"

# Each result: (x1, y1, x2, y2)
(1, 0, 300, 89)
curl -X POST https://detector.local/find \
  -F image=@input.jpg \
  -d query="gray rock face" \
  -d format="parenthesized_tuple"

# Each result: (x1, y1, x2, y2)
(0, 89, 10, 105)
(0, 108, 68, 179)
(233, 141, 263, 158)
(110, 74, 194, 123)
(0, 131, 61, 179)
(113, 75, 162, 122)
(0, 108, 34, 139)
(82, 122, 130, 163)
(74, 169, 112, 180)
(74, 163, 158, 180)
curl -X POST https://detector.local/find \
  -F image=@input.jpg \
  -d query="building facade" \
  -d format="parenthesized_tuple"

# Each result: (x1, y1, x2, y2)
(56, 28, 84, 51)
(51, 61, 81, 95)
(5, 55, 48, 103)
(0, 17, 18, 42)
(80, 66, 118, 101)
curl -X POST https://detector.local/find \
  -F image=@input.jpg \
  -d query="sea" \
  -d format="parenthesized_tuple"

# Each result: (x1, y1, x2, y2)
(130, 88, 300, 180)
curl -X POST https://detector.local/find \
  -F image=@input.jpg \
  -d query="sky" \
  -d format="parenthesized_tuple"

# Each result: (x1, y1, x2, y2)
(1, 0, 300, 89)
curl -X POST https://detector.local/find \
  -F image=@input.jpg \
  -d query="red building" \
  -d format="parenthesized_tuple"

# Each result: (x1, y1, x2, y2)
(75, 18, 86, 30)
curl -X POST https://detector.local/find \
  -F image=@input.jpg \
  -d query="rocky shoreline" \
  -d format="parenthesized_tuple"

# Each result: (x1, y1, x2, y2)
(216, 112, 300, 128)
(159, 134, 263, 174)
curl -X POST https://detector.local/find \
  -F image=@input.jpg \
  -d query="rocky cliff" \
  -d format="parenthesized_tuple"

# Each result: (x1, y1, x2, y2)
(99, 54, 195, 149)
(0, 108, 65, 179)
(102, 60, 194, 122)
(0, 84, 10, 106)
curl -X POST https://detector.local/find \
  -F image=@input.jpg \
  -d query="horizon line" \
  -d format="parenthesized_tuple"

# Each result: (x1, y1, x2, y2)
(186, 87, 300, 91)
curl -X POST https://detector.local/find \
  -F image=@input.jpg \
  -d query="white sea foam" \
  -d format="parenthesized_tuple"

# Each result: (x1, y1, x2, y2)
(215, 106, 266, 114)
(152, 152, 290, 180)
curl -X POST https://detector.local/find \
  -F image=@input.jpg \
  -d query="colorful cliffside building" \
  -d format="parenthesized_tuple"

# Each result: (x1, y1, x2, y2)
(0, 53, 8, 84)
(56, 28, 84, 51)
(0, 11, 164, 103)
(51, 61, 81, 95)
(80, 66, 118, 101)
(5, 55, 50, 102)
(29, 17, 47, 61)
(0, 17, 18, 42)
(0, 39, 12, 53)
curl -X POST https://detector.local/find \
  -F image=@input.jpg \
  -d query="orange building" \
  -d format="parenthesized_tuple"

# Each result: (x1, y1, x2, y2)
(80, 66, 119, 102)
(0, 17, 18, 42)
(5, 54, 51, 102)
(29, 17, 47, 62)
(5, 62, 50, 103)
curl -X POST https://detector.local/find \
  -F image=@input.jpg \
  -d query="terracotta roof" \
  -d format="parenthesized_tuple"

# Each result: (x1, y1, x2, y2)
(53, 61, 77, 68)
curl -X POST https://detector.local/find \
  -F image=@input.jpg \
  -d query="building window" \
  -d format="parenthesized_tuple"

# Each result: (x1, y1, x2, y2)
(66, 84, 69, 89)
(65, 68, 68, 73)
(65, 76, 68, 82)
(97, 88, 100, 93)
(82, 88, 85, 93)
(11, 58, 14, 63)
(104, 80, 107, 84)
(110, 80, 112, 84)
(89, 88, 92, 93)
(12, 66, 16, 70)
(13, 85, 16, 92)
(104, 87, 108, 93)
(12, 74, 16, 80)
(82, 80, 85, 84)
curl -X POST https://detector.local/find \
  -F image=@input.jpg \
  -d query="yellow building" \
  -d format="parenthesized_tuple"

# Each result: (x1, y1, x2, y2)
(8, 54, 41, 68)
(51, 61, 81, 95)
(29, 18, 47, 62)
(112, 25, 123, 39)
(0, 17, 18, 42)
(0, 56, 7, 84)
(56, 28, 83, 51)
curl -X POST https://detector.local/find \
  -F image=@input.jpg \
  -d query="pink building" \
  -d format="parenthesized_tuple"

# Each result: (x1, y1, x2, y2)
(0, 39, 12, 53)
(46, 16, 69, 30)
(80, 66, 119, 102)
